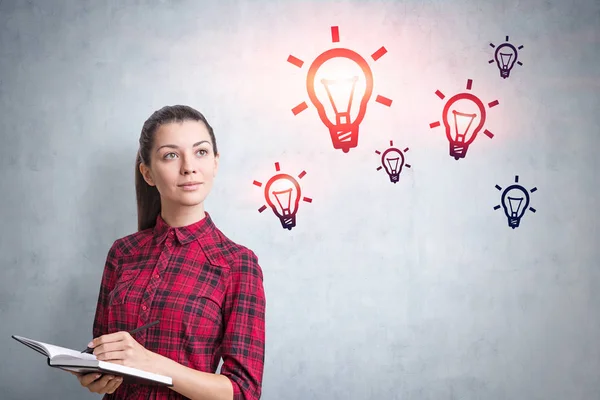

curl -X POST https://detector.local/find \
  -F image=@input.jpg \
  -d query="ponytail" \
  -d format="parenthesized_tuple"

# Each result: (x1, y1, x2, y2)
(135, 151, 161, 231)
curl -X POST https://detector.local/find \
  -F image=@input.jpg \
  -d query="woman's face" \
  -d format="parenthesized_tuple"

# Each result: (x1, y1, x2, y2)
(140, 120, 219, 211)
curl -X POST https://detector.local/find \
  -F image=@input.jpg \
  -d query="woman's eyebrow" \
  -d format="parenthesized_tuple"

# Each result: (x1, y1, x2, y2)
(156, 140, 210, 152)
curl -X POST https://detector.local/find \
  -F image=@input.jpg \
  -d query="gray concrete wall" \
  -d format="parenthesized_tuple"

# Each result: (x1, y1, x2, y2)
(1, 0, 598, 399)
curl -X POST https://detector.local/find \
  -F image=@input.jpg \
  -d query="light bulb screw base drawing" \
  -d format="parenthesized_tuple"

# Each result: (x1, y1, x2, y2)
(279, 215, 296, 230)
(330, 125, 359, 153)
(389, 174, 399, 183)
(507, 216, 521, 229)
(449, 142, 469, 160)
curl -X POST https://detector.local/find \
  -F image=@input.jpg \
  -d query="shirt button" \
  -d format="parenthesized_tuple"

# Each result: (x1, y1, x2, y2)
(154, 274, 159, 279)
(142, 305, 147, 311)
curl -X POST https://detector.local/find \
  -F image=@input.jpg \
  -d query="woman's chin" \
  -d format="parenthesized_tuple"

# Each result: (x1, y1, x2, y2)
(178, 197, 206, 207)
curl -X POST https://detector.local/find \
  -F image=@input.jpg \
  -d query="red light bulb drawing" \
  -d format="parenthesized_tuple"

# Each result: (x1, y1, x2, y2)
(442, 93, 486, 159)
(288, 26, 393, 153)
(375, 140, 411, 184)
(430, 79, 499, 160)
(306, 49, 372, 153)
(254, 162, 312, 230)
(264, 174, 300, 229)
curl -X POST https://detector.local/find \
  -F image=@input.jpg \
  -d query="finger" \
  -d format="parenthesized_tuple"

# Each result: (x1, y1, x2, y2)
(97, 376, 117, 395)
(97, 350, 128, 362)
(92, 331, 130, 349)
(87, 374, 115, 393)
(79, 373, 103, 386)
(93, 341, 124, 357)
(105, 376, 124, 394)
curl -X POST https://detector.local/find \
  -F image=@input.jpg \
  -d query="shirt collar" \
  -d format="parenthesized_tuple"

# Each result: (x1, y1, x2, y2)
(153, 212, 216, 246)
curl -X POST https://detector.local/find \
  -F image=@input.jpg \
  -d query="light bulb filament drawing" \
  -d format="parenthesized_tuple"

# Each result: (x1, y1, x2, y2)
(507, 196, 523, 217)
(499, 52, 513, 69)
(452, 110, 477, 143)
(386, 157, 400, 173)
(272, 188, 293, 216)
(321, 76, 358, 126)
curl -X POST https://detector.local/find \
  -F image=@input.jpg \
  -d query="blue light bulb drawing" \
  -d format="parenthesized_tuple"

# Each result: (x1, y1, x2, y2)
(494, 175, 537, 229)
(501, 185, 529, 228)
(494, 43, 518, 79)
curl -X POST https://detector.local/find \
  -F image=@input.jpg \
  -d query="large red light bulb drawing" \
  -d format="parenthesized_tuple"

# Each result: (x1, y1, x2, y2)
(254, 162, 312, 230)
(430, 79, 499, 160)
(288, 26, 393, 153)
(305, 48, 373, 153)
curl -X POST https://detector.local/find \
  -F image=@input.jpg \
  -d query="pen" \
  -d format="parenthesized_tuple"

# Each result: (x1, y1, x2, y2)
(81, 320, 159, 354)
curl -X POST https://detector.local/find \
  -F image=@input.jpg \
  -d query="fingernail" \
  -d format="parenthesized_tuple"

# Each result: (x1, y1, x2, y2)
(87, 341, 93, 347)
(95, 374, 101, 379)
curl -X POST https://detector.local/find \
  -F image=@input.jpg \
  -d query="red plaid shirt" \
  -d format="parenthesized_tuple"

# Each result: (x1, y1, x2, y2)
(92, 212, 266, 400)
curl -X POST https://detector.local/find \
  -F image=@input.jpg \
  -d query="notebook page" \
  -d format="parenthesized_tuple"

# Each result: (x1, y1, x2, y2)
(13, 336, 96, 360)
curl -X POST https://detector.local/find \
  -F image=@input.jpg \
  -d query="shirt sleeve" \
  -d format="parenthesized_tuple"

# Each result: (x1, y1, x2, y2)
(220, 248, 266, 400)
(92, 240, 120, 339)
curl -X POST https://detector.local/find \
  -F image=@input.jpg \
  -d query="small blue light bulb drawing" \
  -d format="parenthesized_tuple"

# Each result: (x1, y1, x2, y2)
(494, 175, 537, 229)
(489, 36, 523, 79)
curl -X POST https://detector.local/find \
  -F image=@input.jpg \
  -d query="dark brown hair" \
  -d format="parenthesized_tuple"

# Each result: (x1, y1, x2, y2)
(135, 105, 218, 231)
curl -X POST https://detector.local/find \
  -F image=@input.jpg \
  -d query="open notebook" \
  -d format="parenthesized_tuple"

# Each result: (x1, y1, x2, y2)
(12, 335, 173, 387)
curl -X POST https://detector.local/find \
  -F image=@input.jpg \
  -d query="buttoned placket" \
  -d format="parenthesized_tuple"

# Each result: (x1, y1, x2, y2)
(136, 229, 176, 344)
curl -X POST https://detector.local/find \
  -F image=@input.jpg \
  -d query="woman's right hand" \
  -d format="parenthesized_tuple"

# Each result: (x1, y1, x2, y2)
(69, 371, 123, 394)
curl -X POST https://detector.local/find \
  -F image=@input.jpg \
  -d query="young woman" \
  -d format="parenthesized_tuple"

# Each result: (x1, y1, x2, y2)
(71, 105, 266, 400)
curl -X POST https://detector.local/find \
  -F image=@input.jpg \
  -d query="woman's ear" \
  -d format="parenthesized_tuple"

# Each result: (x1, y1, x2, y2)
(213, 153, 220, 177)
(139, 163, 156, 186)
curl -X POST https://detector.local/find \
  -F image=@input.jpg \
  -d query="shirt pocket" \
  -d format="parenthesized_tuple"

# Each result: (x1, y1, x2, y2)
(108, 268, 141, 306)
(185, 294, 222, 324)
(181, 290, 223, 343)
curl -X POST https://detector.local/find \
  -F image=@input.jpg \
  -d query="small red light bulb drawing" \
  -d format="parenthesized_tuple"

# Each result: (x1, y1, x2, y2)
(375, 140, 411, 184)
(429, 79, 499, 160)
(253, 162, 312, 230)
(288, 26, 393, 153)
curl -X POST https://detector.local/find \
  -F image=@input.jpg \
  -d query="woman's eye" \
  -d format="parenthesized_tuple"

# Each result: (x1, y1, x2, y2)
(197, 149, 208, 156)
(164, 152, 177, 159)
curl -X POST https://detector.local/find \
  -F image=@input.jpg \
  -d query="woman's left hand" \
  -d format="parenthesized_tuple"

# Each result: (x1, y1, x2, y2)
(89, 332, 157, 373)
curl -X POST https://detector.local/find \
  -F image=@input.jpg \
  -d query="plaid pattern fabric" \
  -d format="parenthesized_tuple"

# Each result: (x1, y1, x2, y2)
(92, 213, 266, 400)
